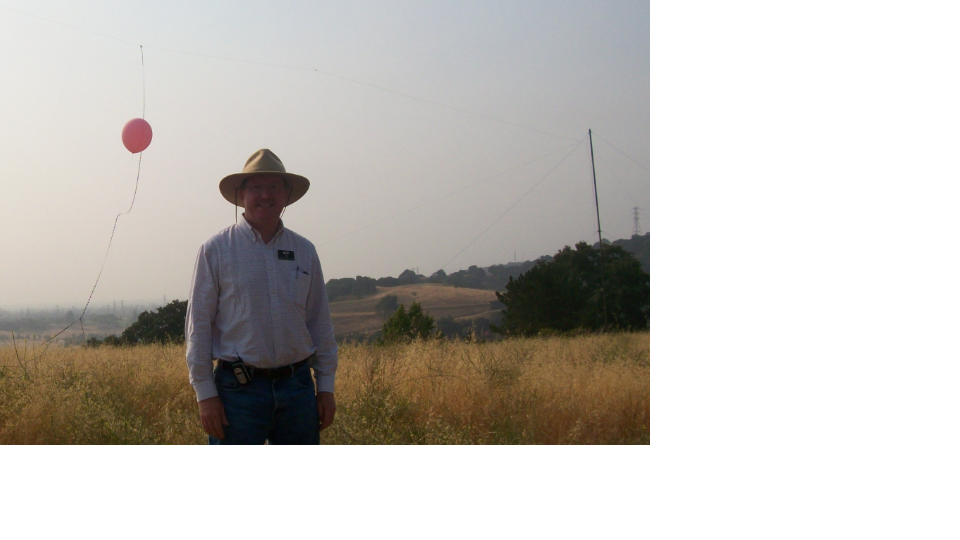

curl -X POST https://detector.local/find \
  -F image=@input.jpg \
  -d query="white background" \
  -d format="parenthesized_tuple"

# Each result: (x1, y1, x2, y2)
(4, 1, 960, 538)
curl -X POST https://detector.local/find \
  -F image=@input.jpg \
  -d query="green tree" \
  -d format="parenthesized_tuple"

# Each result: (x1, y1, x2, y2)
(119, 299, 188, 344)
(325, 277, 356, 301)
(398, 269, 422, 285)
(326, 275, 379, 301)
(381, 302, 437, 343)
(353, 276, 378, 296)
(492, 242, 649, 336)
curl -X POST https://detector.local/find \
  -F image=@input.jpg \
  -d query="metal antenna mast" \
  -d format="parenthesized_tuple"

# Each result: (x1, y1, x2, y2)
(589, 129, 608, 326)
(633, 207, 640, 236)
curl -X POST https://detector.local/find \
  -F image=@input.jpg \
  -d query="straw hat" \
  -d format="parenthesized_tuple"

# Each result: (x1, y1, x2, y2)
(219, 149, 310, 206)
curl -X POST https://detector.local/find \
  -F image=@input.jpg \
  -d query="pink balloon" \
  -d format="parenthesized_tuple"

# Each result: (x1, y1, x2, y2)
(121, 118, 152, 153)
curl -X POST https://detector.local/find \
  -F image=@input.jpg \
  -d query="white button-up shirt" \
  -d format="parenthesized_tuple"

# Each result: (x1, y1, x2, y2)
(185, 216, 338, 402)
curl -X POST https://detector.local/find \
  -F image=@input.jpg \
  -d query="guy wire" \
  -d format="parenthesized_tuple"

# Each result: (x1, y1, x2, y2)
(595, 134, 649, 172)
(439, 136, 586, 271)
(318, 142, 580, 248)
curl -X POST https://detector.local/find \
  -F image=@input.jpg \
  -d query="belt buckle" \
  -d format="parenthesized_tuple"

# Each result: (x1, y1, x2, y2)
(265, 364, 292, 379)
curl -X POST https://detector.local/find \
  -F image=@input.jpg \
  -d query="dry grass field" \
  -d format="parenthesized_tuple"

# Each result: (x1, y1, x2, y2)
(329, 283, 498, 335)
(0, 332, 649, 444)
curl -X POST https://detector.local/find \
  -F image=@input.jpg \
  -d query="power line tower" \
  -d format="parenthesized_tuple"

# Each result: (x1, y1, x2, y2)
(633, 207, 641, 236)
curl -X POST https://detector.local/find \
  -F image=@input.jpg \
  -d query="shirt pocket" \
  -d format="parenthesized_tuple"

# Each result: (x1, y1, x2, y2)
(290, 267, 311, 309)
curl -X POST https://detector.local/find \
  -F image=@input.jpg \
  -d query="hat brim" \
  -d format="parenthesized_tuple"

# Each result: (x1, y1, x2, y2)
(219, 172, 310, 206)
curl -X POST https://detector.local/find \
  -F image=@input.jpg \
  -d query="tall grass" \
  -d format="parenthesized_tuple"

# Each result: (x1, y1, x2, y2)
(0, 333, 649, 444)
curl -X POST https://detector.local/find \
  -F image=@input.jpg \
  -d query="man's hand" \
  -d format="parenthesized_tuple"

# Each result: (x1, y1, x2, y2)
(317, 392, 336, 431)
(198, 396, 229, 440)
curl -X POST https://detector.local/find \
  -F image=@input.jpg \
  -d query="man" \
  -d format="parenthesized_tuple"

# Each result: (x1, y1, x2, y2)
(185, 149, 338, 444)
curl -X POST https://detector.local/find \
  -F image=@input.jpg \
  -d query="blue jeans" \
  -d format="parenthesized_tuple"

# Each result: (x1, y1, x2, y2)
(209, 361, 320, 445)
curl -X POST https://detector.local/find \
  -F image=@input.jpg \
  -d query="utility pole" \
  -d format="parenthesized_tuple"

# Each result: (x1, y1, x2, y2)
(588, 129, 608, 326)
(633, 207, 641, 236)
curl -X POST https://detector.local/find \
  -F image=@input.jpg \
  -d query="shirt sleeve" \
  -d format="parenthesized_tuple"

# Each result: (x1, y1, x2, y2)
(306, 248, 338, 393)
(185, 242, 220, 402)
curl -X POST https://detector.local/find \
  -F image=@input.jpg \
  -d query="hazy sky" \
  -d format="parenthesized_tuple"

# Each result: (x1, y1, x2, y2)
(0, 0, 648, 309)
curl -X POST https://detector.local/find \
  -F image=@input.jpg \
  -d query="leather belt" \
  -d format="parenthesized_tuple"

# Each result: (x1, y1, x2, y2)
(217, 358, 309, 380)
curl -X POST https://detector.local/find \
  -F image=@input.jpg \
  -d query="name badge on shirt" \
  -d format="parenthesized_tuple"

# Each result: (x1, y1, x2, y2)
(278, 250, 295, 261)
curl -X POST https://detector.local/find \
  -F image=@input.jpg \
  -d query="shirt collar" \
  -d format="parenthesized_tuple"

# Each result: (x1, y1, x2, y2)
(238, 214, 285, 244)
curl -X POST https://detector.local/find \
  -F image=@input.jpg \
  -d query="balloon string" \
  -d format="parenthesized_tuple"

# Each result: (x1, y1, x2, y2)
(39, 152, 143, 351)
(35, 43, 147, 358)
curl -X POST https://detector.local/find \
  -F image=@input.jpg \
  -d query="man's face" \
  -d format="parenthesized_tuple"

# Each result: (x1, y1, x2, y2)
(239, 175, 290, 225)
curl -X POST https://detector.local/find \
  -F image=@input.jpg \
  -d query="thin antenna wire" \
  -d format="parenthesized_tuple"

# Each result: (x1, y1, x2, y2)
(439, 137, 585, 271)
(303, 66, 578, 142)
(319, 142, 579, 247)
(0, 4, 578, 144)
(43, 153, 143, 347)
(38, 44, 147, 353)
(88, 155, 144, 302)
(0, 4, 139, 45)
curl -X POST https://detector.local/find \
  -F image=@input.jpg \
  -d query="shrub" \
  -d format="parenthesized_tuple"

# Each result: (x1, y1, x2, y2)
(381, 302, 437, 343)
(117, 300, 188, 345)
(436, 316, 495, 341)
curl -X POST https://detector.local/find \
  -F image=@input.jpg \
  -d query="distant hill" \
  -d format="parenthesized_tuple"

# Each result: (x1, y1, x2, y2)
(329, 283, 499, 339)
(325, 233, 649, 302)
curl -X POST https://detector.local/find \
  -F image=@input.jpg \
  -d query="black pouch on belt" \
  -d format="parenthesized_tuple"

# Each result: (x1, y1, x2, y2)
(232, 359, 252, 385)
